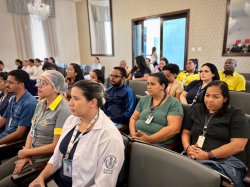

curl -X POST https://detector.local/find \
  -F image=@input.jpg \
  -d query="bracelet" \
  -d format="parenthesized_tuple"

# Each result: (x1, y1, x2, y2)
(208, 151, 216, 160)
(185, 145, 190, 152)
(206, 152, 210, 160)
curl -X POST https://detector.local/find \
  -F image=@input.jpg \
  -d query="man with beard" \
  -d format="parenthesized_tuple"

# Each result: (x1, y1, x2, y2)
(0, 70, 37, 145)
(219, 58, 246, 91)
(103, 67, 136, 125)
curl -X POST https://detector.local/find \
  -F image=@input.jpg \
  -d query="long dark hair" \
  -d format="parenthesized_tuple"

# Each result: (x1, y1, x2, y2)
(202, 80, 230, 116)
(91, 69, 104, 84)
(200, 63, 220, 81)
(70, 63, 84, 83)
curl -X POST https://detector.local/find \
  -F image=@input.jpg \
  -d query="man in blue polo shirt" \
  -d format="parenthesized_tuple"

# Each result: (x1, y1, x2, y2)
(103, 67, 136, 125)
(0, 70, 37, 144)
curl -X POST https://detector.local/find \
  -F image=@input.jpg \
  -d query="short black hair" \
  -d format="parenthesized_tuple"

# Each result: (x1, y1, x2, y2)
(0, 72, 8, 80)
(8, 69, 30, 89)
(0, 60, 4, 65)
(42, 62, 57, 71)
(113, 66, 127, 78)
(163, 63, 180, 75)
(29, 59, 34, 64)
(160, 57, 169, 65)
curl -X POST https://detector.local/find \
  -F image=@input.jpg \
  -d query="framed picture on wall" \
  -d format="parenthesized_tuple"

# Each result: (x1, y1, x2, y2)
(223, 0, 250, 56)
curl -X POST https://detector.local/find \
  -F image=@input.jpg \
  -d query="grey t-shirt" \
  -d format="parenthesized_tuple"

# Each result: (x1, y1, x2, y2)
(30, 95, 71, 162)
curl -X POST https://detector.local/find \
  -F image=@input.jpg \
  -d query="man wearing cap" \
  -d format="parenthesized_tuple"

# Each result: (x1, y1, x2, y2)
(219, 58, 246, 91)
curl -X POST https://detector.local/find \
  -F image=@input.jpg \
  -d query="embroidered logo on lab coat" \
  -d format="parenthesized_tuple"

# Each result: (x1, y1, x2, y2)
(104, 155, 116, 174)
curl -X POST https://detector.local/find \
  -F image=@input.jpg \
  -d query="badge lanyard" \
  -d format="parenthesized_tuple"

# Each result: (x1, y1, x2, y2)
(196, 112, 215, 148)
(145, 93, 168, 125)
(191, 86, 204, 105)
(64, 112, 99, 160)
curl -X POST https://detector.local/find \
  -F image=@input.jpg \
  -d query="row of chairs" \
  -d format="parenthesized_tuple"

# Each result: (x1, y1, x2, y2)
(121, 79, 250, 115)
(116, 104, 250, 187)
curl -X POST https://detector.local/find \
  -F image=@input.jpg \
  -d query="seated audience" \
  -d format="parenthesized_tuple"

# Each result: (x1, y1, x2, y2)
(90, 69, 105, 89)
(48, 57, 56, 64)
(103, 67, 136, 125)
(129, 73, 183, 149)
(42, 62, 57, 71)
(90, 57, 102, 71)
(0, 61, 10, 72)
(154, 57, 168, 73)
(30, 58, 43, 80)
(128, 55, 151, 81)
(182, 80, 249, 187)
(163, 63, 183, 100)
(29, 80, 124, 187)
(15, 59, 23, 70)
(0, 70, 37, 144)
(119, 60, 130, 78)
(65, 63, 84, 100)
(177, 59, 199, 87)
(219, 58, 246, 91)
(0, 72, 14, 116)
(180, 63, 219, 105)
(0, 70, 71, 186)
(22, 60, 34, 77)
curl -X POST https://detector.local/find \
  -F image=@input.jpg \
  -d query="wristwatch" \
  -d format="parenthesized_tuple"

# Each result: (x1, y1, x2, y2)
(208, 151, 216, 160)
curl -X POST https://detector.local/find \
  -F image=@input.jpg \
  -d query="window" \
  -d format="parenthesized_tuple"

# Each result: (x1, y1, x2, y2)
(30, 17, 47, 59)
(132, 10, 189, 70)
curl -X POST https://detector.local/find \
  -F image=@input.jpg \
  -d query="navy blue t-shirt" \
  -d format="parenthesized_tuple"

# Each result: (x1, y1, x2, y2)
(184, 80, 204, 104)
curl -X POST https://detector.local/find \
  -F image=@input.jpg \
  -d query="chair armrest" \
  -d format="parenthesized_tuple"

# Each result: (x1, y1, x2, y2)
(11, 161, 47, 182)
(0, 139, 25, 152)
(220, 172, 233, 187)
(244, 169, 250, 187)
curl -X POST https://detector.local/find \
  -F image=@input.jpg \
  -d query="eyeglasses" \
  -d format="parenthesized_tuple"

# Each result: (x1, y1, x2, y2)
(109, 74, 122, 79)
(36, 79, 51, 87)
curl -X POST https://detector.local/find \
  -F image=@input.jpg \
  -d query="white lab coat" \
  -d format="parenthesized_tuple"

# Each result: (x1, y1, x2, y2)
(48, 109, 124, 187)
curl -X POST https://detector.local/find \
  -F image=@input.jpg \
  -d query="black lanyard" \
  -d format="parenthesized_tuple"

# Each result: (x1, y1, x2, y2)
(202, 113, 215, 136)
(149, 93, 167, 113)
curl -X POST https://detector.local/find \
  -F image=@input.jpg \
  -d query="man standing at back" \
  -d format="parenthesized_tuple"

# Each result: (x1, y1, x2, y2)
(0, 70, 37, 144)
(219, 58, 246, 91)
(103, 67, 136, 125)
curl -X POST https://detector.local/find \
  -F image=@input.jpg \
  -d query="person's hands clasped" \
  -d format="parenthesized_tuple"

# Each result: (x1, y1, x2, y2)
(13, 157, 33, 174)
(187, 145, 209, 160)
(18, 146, 30, 159)
(132, 130, 151, 143)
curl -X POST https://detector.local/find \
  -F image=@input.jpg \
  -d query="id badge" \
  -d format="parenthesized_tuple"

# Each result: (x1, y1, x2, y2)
(30, 126, 35, 137)
(8, 118, 12, 127)
(196, 135, 205, 148)
(145, 113, 153, 124)
(63, 159, 72, 177)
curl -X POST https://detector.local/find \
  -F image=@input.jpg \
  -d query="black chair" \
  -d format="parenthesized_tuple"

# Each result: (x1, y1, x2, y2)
(116, 133, 132, 187)
(243, 114, 250, 186)
(0, 139, 25, 164)
(229, 91, 250, 115)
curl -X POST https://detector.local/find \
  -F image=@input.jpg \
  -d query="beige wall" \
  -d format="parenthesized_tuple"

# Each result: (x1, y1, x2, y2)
(77, 0, 250, 75)
(0, 0, 80, 70)
(0, 0, 18, 70)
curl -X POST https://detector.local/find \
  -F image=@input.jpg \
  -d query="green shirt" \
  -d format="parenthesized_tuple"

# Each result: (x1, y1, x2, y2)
(135, 95, 183, 146)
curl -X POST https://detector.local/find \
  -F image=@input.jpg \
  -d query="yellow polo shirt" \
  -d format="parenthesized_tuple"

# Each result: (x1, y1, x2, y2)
(219, 71, 246, 91)
(177, 71, 200, 87)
